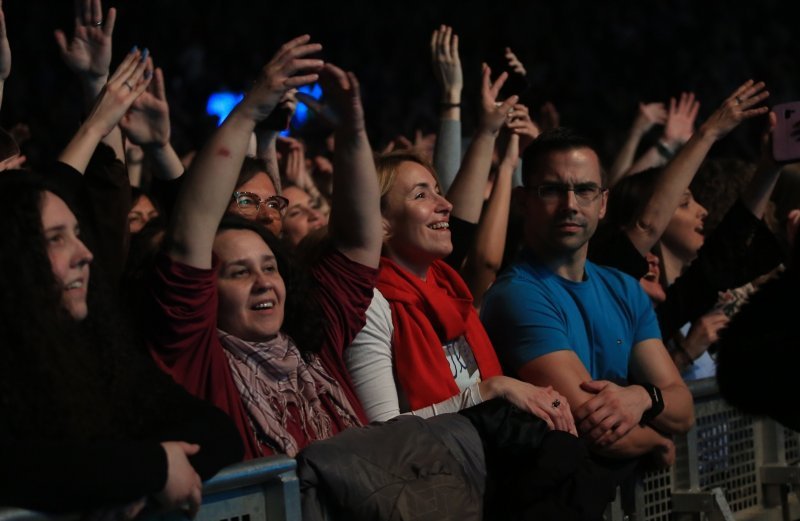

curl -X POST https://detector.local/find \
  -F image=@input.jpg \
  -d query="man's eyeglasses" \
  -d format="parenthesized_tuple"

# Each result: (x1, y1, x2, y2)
(529, 183, 606, 206)
(231, 192, 289, 217)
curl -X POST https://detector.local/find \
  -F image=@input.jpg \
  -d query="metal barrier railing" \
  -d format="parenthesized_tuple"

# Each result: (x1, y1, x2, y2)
(4, 385, 798, 521)
(605, 378, 800, 521)
(0, 455, 300, 521)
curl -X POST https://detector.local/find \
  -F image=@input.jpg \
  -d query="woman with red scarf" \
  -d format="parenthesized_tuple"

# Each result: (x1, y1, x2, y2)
(345, 149, 575, 433)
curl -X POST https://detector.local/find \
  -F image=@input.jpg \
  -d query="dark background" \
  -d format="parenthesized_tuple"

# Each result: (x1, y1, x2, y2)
(3, 0, 798, 168)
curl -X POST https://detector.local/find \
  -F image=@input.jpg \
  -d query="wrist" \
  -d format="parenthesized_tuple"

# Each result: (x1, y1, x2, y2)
(441, 90, 462, 105)
(637, 383, 664, 425)
(655, 140, 675, 161)
(661, 136, 685, 151)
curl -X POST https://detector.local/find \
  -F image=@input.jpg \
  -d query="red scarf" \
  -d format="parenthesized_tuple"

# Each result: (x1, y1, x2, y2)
(377, 257, 503, 410)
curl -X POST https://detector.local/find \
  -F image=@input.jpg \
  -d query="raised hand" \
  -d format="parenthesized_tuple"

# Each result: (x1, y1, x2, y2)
(0, 0, 10, 83)
(317, 63, 365, 133)
(479, 64, 518, 135)
(120, 67, 170, 147)
(430, 25, 462, 104)
(634, 102, 667, 134)
(699, 80, 769, 141)
(85, 49, 153, 138)
(237, 35, 322, 124)
(663, 92, 700, 147)
(504, 47, 527, 76)
(54, 0, 116, 82)
(506, 103, 540, 152)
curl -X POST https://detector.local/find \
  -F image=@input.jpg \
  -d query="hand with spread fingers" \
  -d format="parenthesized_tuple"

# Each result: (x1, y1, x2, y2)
(479, 64, 518, 135)
(574, 380, 652, 447)
(120, 67, 171, 148)
(54, 0, 116, 84)
(430, 24, 462, 105)
(663, 92, 700, 148)
(505, 103, 540, 152)
(699, 79, 770, 141)
(317, 63, 366, 134)
(85, 48, 154, 138)
(237, 35, 323, 124)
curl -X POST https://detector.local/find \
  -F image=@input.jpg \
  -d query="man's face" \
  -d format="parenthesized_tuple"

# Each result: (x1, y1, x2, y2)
(522, 147, 607, 260)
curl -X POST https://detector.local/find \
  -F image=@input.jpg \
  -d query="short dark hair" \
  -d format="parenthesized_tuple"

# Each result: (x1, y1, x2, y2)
(521, 127, 606, 187)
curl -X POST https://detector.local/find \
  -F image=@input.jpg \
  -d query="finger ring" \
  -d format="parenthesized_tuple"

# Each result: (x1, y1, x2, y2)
(93, 20, 103, 27)
(123, 81, 133, 90)
(552, 399, 561, 408)
(735, 96, 743, 105)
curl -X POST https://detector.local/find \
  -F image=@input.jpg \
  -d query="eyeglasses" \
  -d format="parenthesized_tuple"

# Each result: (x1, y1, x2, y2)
(231, 192, 289, 216)
(529, 183, 606, 206)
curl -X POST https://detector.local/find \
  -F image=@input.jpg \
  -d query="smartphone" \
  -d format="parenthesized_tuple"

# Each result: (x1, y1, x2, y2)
(773, 101, 800, 162)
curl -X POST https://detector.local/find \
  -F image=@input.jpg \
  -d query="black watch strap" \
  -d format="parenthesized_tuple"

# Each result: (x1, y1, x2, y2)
(638, 383, 664, 425)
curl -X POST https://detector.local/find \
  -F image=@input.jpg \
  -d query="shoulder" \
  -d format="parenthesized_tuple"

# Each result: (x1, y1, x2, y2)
(586, 261, 649, 301)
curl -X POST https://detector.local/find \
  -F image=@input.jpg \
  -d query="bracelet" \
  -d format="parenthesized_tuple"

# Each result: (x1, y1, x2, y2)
(638, 383, 665, 426)
(440, 102, 461, 108)
(655, 140, 675, 160)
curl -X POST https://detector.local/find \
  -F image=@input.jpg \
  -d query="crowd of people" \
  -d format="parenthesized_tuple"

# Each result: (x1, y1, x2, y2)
(2, 2, 799, 520)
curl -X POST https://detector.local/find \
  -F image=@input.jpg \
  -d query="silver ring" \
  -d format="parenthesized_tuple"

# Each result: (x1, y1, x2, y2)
(93, 20, 103, 27)
(552, 399, 561, 409)
(123, 81, 133, 90)
(735, 96, 743, 105)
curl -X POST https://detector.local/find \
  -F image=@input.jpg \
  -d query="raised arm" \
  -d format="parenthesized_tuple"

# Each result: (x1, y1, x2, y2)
(626, 81, 768, 256)
(607, 102, 666, 187)
(461, 131, 519, 308)
(446, 64, 518, 223)
(166, 35, 322, 269)
(0, 0, 10, 111)
(54, 0, 126, 161)
(59, 49, 153, 174)
(321, 64, 381, 268)
(741, 111, 782, 218)
(120, 67, 184, 181)
(255, 89, 297, 190)
(430, 25, 463, 191)
(625, 93, 699, 179)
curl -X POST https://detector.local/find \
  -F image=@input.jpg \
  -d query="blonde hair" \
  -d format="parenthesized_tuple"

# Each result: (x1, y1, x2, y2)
(374, 150, 440, 212)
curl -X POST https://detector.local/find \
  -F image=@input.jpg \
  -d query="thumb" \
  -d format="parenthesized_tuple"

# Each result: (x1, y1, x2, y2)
(580, 380, 608, 393)
(179, 442, 201, 456)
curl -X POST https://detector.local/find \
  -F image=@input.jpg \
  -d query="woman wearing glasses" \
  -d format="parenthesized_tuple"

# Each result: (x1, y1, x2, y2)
(146, 37, 382, 458)
(226, 157, 287, 237)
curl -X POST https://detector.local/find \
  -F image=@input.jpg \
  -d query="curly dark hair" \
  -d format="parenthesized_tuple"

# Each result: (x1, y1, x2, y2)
(0, 171, 181, 441)
(216, 215, 325, 356)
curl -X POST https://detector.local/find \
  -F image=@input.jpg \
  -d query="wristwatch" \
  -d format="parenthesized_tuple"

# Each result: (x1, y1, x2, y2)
(638, 383, 664, 425)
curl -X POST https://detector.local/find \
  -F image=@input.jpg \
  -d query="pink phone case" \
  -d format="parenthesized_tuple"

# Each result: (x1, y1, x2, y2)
(773, 102, 800, 162)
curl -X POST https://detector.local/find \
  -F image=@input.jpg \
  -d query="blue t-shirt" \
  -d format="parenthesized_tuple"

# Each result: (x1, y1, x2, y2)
(481, 255, 662, 383)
